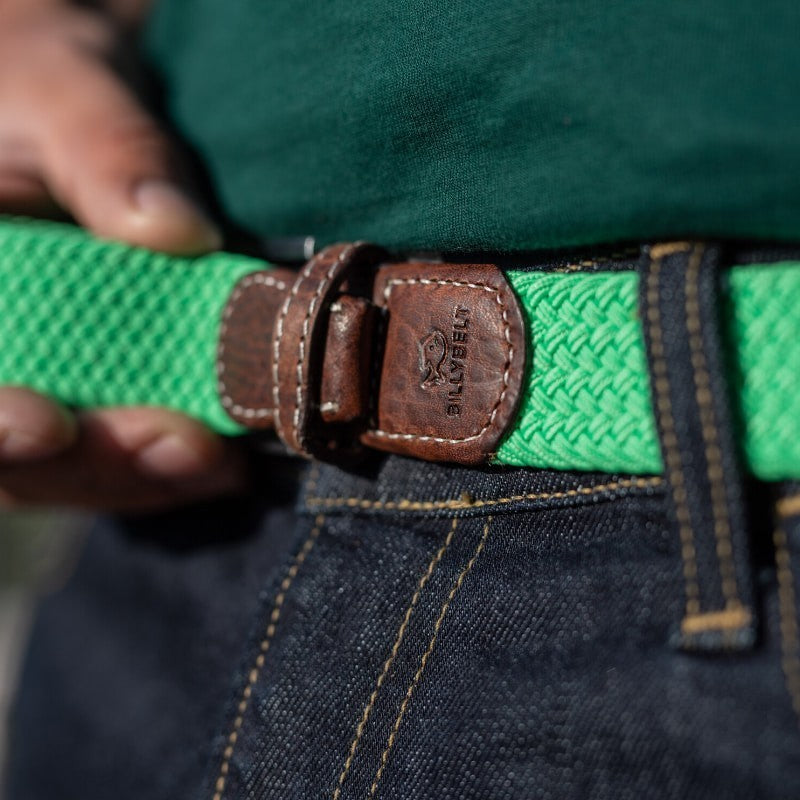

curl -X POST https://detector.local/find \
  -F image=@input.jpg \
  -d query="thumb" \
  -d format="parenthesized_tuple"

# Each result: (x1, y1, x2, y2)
(31, 48, 222, 255)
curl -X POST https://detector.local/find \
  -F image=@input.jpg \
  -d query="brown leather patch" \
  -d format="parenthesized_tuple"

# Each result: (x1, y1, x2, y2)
(361, 262, 526, 464)
(217, 268, 296, 428)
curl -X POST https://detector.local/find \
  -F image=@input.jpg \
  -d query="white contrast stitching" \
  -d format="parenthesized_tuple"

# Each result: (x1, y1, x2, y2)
(217, 273, 287, 420)
(272, 246, 357, 448)
(212, 515, 324, 800)
(296, 248, 356, 445)
(272, 284, 298, 441)
(367, 278, 514, 445)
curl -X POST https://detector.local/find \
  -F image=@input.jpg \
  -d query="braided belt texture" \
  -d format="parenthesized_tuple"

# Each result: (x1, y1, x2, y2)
(499, 264, 800, 479)
(0, 216, 797, 479)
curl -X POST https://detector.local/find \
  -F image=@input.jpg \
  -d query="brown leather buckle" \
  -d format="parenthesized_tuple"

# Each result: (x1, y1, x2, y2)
(217, 244, 527, 465)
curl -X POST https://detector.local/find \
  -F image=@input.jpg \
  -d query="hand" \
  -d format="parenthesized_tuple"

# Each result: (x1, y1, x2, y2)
(0, 1, 248, 511)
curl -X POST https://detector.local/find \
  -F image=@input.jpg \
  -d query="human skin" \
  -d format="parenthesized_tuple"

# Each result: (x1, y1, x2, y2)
(0, 0, 248, 511)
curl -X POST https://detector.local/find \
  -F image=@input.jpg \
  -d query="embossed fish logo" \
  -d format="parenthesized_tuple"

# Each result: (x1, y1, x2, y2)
(419, 330, 447, 389)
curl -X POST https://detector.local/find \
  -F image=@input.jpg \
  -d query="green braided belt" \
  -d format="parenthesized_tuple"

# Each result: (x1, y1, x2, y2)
(0, 217, 797, 479)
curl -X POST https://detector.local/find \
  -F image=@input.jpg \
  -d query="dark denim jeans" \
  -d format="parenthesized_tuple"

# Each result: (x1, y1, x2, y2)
(5, 451, 800, 799)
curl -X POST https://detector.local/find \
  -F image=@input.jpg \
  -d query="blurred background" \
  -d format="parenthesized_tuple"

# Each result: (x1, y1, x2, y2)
(0, 512, 89, 783)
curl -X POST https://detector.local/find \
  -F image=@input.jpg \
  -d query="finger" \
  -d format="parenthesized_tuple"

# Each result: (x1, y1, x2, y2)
(83, 407, 237, 480)
(13, 44, 221, 255)
(0, 133, 58, 214)
(0, 406, 247, 511)
(0, 387, 77, 462)
(0, 169, 60, 216)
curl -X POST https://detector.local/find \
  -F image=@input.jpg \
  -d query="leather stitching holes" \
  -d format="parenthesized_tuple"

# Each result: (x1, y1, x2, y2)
(273, 262, 308, 442)
(368, 278, 514, 445)
(217, 273, 288, 420)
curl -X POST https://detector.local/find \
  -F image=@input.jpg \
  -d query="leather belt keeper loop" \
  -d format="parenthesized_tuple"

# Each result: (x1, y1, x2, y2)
(272, 242, 388, 460)
(217, 243, 528, 465)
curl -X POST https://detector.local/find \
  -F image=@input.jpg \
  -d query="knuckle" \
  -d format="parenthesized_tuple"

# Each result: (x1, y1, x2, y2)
(99, 117, 169, 153)
(89, 117, 176, 175)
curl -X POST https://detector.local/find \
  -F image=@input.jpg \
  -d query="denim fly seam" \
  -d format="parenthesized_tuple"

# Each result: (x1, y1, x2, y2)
(323, 512, 495, 798)
(331, 516, 462, 799)
(367, 517, 492, 798)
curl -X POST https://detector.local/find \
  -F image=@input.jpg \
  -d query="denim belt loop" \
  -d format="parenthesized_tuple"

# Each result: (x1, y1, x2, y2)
(773, 485, 800, 718)
(639, 242, 758, 651)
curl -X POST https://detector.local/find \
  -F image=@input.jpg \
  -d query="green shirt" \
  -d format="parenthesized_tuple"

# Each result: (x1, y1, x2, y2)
(147, 0, 800, 252)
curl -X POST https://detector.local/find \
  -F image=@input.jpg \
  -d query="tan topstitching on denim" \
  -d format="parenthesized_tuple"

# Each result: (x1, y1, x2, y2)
(332, 517, 460, 799)
(646, 244, 702, 623)
(212, 514, 325, 800)
(368, 517, 493, 798)
(305, 476, 663, 513)
(683, 244, 746, 620)
(774, 495, 800, 731)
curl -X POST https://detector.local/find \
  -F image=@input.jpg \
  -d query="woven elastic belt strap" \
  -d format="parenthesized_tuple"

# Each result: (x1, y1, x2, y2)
(0, 217, 797, 479)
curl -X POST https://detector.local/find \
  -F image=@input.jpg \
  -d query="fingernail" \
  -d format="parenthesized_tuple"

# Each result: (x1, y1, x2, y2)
(135, 434, 210, 479)
(134, 180, 222, 252)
